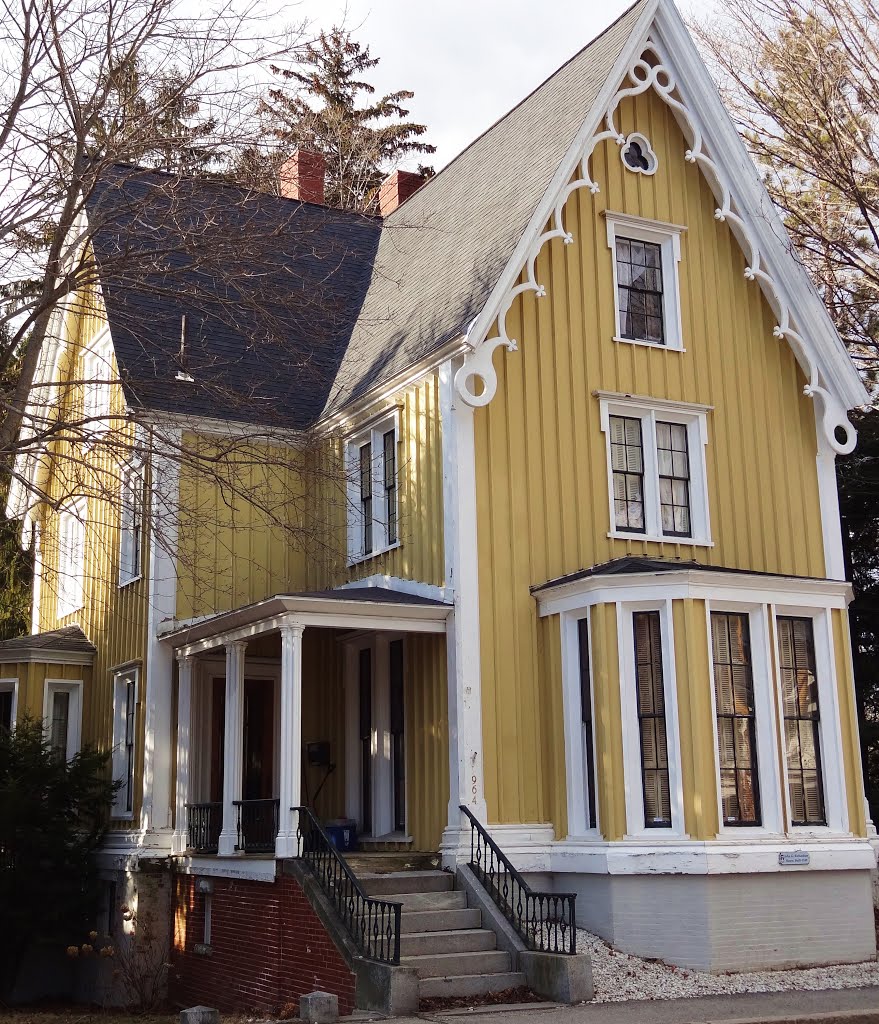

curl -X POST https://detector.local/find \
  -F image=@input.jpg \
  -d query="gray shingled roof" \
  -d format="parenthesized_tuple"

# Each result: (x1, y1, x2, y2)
(86, 2, 645, 427)
(0, 625, 96, 654)
(323, 1, 646, 413)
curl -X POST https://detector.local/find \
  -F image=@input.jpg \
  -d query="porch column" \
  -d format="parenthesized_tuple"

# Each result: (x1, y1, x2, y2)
(276, 622, 304, 858)
(171, 654, 193, 855)
(218, 640, 246, 857)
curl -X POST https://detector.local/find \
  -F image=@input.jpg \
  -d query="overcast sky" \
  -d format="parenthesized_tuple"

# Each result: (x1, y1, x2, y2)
(292, 0, 716, 170)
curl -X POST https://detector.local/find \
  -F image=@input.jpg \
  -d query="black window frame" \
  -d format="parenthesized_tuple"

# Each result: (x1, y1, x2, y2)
(633, 610, 672, 829)
(123, 677, 136, 814)
(615, 236, 665, 345)
(711, 611, 761, 827)
(609, 414, 646, 534)
(777, 616, 827, 827)
(656, 420, 692, 539)
(577, 618, 598, 830)
(359, 441, 373, 556)
(383, 429, 398, 547)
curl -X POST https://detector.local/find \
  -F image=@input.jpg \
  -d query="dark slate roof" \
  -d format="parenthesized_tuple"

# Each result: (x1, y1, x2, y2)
(86, 168, 381, 428)
(0, 625, 97, 654)
(531, 557, 832, 593)
(85, 2, 646, 426)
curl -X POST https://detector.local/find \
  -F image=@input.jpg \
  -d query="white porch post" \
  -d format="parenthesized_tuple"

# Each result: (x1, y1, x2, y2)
(275, 623, 304, 858)
(171, 654, 193, 855)
(218, 640, 246, 857)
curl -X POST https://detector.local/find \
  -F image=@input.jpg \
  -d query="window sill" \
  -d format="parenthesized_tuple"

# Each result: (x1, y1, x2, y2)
(118, 574, 143, 590)
(607, 530, 714, 548)
(111, 812, 135, 822)
(613, 335, 685, 353)
(347, 540, 402, 568)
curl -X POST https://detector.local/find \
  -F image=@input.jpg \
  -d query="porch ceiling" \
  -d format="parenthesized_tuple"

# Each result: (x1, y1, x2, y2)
(160, 586, 451, 656)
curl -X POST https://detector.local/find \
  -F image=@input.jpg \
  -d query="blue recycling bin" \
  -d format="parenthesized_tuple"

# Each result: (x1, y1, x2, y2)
(325, 819, 357, 852)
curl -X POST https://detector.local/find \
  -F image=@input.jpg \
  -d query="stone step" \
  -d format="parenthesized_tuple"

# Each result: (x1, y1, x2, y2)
(393, 890, 467, 911)
(418, 971, 528, 1000)
(360, 870, 453, 897)
(402, 949, 511, 979)
(345, 852, 439, 874)
(400, 928, 497, 957)
(400, 908, 482, 933)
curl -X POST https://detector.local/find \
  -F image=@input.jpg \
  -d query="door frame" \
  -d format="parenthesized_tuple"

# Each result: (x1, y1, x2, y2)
(343, 632, 407, 838)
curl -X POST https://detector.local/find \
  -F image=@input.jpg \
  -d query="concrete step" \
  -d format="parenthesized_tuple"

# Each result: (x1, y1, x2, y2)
(393, 890, 467, 911)
(418, 971, 528, 1000)
(402, 949, 512, 979)
(346, 852, 439, 874)
(400, 908, 482, 933)
(400, 928, 497, 957)
(360, 871, 453, 897)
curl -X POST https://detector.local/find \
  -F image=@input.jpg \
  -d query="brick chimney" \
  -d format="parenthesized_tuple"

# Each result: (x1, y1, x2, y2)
(279, 149, 325, 204)
(379, 169, 423, 216)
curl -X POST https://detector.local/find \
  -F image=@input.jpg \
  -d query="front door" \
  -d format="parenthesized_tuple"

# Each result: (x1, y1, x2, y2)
(350, 637, 406, 837)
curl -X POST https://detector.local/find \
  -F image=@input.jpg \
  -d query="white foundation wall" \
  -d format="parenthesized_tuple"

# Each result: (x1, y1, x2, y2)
(559, 870, 876, 971)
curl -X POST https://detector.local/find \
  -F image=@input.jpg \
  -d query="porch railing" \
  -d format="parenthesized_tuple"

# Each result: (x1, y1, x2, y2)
(186, 802, 222, 853)
(460, 804, 577, 954)
(293, 805, 401, 964)
(235, 798, 280, 854)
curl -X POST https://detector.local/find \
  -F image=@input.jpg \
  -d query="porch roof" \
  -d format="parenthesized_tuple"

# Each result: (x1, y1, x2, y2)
(161, 586, 451, 656)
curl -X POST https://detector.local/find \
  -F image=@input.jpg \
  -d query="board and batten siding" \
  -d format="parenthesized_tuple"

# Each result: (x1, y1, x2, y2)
(37, 296, 148, 823)
(474, 87, 833, 831)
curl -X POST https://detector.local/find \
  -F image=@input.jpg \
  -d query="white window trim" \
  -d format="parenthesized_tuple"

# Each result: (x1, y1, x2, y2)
(82, 328, 113, 434)
(560, 611, 601, 838)
(704, 601, 784, 837)
(111, 667, 138, 819)
(43, 678, 83, 761)
(345, 410, 400, 565)
(119, 460, 145, 587)
(605, 211, 685, 351)
(57, 499, 87, 619)
(770, 605, 849, 836)
(617, 599, 687, 839)
(0, 678, 18, 731)
(598, 393, 712, 546)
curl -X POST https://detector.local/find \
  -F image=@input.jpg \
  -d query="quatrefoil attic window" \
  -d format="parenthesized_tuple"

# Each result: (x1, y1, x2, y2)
(621, 133, 657, 175)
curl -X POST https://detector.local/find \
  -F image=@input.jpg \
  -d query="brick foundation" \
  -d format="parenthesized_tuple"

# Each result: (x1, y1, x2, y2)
(171, 871, 356, 1014)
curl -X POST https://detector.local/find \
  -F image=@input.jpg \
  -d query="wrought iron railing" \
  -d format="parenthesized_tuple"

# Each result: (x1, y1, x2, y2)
(293, 806, 401, 964)
(235, 798, 280, 854)
(460, 804, 577, 954)
(187, 802, 222, 853)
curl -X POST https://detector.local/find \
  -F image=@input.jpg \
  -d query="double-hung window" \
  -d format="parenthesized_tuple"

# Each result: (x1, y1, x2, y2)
(606, 212, 684, 350)
(711, 612, 761, 826)
(577, 618, 598, 830)
(57, 501, 86, 618)
(599, 395, 711, 545)
(347, 414, 399, 563)
(777, 616, 827, 827)
(112, 669, 138, 818)
(633, 611, 672, 828)
(44, 680, 82, 761)
(119, 461, 144, 586)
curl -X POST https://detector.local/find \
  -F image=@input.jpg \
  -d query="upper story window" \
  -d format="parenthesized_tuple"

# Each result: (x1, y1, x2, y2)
(599, 393, 712, 546)
(57, 500, 86, 617)
(346, 413, 399, 564)
(605, 212, 685, 351)
(777, 616, 826, 827)
(111, 669, 138, 818)
(83, 331, 113, 431)
(119, 461, 144, 586)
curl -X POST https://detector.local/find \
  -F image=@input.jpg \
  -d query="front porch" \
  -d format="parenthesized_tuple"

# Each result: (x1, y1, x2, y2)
(165, 587, 452, 859)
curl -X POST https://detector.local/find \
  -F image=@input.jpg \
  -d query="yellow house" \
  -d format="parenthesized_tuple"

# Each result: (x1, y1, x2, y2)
(5, 0, 876, 1008)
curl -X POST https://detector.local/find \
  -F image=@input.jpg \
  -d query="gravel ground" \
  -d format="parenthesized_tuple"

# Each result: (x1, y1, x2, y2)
(579, 929, 879, 1003)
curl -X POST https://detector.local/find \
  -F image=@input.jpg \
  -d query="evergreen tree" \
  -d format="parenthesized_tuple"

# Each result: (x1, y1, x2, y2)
(255, 29, 435, 211)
